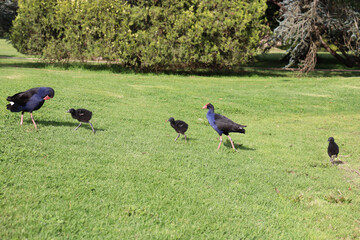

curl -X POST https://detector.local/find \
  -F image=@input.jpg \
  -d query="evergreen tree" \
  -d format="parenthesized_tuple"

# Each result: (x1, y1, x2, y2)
(271, 0, 360, 72)
(0, 0, 18, 37)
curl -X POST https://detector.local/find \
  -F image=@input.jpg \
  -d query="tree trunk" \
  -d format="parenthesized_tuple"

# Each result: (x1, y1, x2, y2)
(339, 47, 360, 67)
(317, 32, 354, 67)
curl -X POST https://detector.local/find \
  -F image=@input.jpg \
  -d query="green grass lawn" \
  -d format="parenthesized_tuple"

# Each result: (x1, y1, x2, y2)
(1, 39, 360, 239)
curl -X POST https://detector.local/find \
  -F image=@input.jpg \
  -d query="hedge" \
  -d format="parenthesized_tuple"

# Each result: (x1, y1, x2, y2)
(11, 0, 269, 70)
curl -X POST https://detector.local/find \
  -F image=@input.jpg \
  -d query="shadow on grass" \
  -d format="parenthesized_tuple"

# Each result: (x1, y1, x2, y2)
(1, 53, 360, 78)
(31, 120, 77, 127)
(0, 60, 285, 77)
(0, 61, 48, 69)
(34, 120, 106, 132)
(223, 141, 256, 151)
(332, 160, 344, 165)
(0, 55, 19, 58)
(167, 135, 195, 143)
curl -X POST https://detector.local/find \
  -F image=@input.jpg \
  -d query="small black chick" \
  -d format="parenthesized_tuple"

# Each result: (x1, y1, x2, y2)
(327, 137, 339, 163)
(167, 117, 188, 142)
(67, 108, 95, 133)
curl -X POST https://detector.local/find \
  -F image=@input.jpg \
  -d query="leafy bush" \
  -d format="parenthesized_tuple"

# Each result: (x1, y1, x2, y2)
(11, 0, 269, 70)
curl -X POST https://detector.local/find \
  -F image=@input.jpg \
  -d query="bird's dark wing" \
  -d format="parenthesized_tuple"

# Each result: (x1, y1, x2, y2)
(175, 120, 188, 128)
(327, 146, 332, 157)
(77, 109, 89, 115)
(334, 142, 339, 156)
(214, 113, 246, 133)
(76, 109, 92, 122)
(174, 120, 188, 133)
(7, 88, 39, 106)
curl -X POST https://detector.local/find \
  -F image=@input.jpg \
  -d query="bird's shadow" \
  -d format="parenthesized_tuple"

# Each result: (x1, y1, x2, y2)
(26, 119, 75, 127)
(32, 120, 106, 131)
(332, 160, 344, 165)
(181, 136, 198, 142)
(184, 137, 198, 142)
(167, 134, 198, 142)
(223, 141, 256, 151)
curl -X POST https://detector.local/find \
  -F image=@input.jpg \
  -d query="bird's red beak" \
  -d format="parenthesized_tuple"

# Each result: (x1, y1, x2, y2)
(202, 103, 209, 109)
(43, 95, 52, 100)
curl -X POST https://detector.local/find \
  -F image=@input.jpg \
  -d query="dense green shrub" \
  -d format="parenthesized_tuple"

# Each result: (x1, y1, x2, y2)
(11, 0, 269, 70)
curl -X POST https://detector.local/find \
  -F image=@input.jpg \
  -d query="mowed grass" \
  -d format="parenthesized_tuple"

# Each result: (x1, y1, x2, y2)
(1, 39, 360, 239)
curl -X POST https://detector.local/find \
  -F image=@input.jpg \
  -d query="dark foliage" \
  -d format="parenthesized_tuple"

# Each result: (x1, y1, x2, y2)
(0, 0, 18, 37)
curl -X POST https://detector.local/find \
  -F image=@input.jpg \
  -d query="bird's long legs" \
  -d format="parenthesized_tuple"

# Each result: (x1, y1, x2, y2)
(330, 155, 336, 164)
(19, 112, 37, 129)
(20, 112, 24, 125)
(227, 135, 238, 152)
(174, 134, 187, 142)
(89, 122, 96, 134)
(30, 112, 38, 130)
(74, 122, 82, 130)
(217, 136, 223, 150)
(174, 133, 180, 142)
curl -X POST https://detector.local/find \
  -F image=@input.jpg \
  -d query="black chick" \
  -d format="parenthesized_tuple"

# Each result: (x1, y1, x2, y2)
(327, 137, 339, 163)
(167, 117, 188, 142)
(67, 108, 95, 133)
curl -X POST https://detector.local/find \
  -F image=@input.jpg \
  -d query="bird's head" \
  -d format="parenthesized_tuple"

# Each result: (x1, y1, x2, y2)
(167, 117, 175, 123)
(67, 108, 75, 114)
(40, 87, 55, 100)
(202, 103, 214, 110)
(328, 137, 335, 142)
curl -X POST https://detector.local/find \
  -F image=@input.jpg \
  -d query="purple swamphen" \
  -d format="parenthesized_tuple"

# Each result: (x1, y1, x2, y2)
(202, 103, 246, 151)
(6, 87, 55, 129)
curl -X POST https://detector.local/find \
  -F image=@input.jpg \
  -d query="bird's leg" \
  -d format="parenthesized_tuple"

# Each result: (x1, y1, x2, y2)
(30, 112, 38, 130)
(74, 122, 82, 130)
(20, 112, 24, 125)
(217, 136, 223, 151)
(227, 135, 238, 152)
(174, 133, 180, 142)
(184, 134, 187, 143)
(89, 122, 96, 134)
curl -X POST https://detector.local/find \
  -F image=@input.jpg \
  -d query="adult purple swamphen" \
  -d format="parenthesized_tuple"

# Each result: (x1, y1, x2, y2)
(202, 103, 246, 151)
(6, 87, 55, 129)
(167, 117, 188, 142)
(67, 108, 95, 133)
(327, 137, 339, 164)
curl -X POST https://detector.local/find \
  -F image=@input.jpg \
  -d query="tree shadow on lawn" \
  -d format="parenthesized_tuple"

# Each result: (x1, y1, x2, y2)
(0, 61, 284, 77)
(1, 59, 360, 78)
(0, 61, 48, 69)
(0, 55, 20, 58)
